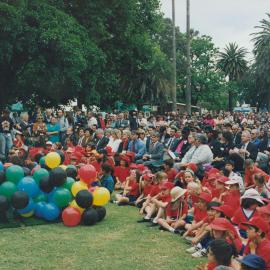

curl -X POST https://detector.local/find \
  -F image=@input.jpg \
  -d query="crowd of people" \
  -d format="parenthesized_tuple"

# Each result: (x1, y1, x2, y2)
(1, 107, 270, 270)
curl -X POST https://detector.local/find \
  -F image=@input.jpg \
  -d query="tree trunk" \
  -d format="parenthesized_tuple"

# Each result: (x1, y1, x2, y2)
(185, 0, 192, 115)
(228, 88, 233, 112)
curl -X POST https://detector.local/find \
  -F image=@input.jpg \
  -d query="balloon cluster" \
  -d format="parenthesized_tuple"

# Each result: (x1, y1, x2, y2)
(0, 152, 110, 227)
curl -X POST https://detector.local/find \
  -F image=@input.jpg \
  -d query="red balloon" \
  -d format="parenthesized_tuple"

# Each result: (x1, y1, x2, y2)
(62, 206, 81, 227)
(78, 165, 97, 185)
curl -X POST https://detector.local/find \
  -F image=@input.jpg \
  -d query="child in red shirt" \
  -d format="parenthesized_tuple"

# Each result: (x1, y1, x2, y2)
(138, 181, 174, 223)
(232, 188, 262, 238)
(135, 173, 154, 208)
(163, 159, 177, 183)
(183, 192, 212, 238)
(114, 158, 130, 190)
(114, 169, 139, 205)
(157, 186, 188, 233)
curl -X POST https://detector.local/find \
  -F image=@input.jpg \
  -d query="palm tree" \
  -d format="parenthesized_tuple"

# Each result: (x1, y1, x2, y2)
(252, 13, 270, 110)
(218, 43, 247, 111)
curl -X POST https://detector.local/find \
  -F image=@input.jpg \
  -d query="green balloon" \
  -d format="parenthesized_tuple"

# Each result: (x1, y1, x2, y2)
(52, 188, 72, 208)
(62, 177, 75, 191)
(33, 168, 49, 184)
(0, 182, 17, 200)
(6, 165, 24, 184)
(39, 157, 46, 166)
(67, 165, 77, 170)
(34, 193, 47, 203)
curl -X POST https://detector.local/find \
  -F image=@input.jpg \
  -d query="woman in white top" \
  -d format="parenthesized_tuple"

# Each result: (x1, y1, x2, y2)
(107, 129, 122, 153)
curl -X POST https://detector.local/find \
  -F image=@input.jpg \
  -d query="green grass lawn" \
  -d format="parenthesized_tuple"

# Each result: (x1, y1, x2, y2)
(0, 204, 204, 270)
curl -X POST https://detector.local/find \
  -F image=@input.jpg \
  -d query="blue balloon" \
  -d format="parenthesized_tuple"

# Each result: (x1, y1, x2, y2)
(0, 161, 4, 171)
(47, 187, 57, 202)
(18, 198, 35, 214)
(17, 177, 40, 198)
(35, 201, 46, 218)
(42, 203, 60, 221)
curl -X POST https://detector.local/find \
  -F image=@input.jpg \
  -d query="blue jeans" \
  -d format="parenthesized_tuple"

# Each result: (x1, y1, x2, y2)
(0, 133, 13, 158)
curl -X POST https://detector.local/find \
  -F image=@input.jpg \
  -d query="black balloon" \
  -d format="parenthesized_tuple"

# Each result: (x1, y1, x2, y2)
(49, 167, 67, 187)
(11, 191, 29, 209)
(56, 150, 65, 164)
(66, 167, 77, 179)
(0, 171, 5, 185)
(75, 190, 93, 209)
(23, 167, 31, 176)
(93, 206, 106, 222)
(0, 195, 9, 212)
(81, 208, 98, 226)
(39, 175, 54, 193)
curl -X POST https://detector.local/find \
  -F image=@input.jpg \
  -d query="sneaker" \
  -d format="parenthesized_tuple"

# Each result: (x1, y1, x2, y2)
(184, 236, 193, 243)
(191, 248, 207, 258)
(186, 246, 199, 254)
(174, 229, 185, 235)
(137, 218, 151, 223)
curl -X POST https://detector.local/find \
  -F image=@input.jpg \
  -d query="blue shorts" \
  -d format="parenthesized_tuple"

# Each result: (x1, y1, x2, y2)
(127, 195, 137, 202)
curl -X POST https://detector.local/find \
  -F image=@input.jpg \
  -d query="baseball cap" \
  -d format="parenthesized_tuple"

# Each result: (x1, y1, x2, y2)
(216, 176, 229, 184)
(198, 192, 212, 203)
(237, 254, 266, 270)
(210, 218, 231, 231)
(160, 181, 174, 190)
(240, 188, 264, 205)
(242, 216, 269, 233)
(211, 205, 235, 218)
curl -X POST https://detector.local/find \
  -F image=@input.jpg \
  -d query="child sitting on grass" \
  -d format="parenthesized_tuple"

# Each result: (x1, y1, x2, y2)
(114, 169, 139, 205)
(157, 186, 188, 233)
(100, 163, 114, 194)
(114, 156, 130, 190)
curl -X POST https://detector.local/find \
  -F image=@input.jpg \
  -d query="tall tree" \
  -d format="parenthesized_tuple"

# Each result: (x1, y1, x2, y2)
(218, 43, 247, 111)
(252, 13, 270, 110)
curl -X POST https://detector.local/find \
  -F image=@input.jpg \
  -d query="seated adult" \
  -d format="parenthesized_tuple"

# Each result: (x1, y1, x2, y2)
(136, 132, 164, 167)
(127, 130, 146, 161)
(229, 130, 258, 172)
(182, 133, 213, 167)
(94, 129, 109, 151)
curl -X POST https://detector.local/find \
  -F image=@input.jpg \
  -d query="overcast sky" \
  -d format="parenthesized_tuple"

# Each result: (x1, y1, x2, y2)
(160, 0, 270, 53)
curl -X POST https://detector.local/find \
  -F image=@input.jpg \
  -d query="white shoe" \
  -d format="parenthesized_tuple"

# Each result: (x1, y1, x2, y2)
(191, 248, 207, 258)
(184, 236, 193, 243)
(186, 246, 199, 253)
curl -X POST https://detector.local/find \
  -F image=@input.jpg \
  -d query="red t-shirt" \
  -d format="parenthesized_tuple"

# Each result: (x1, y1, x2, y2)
(128, 181, 139, 197)
(165, 168, 178, 183)
(158, 194, 172, 203)
(150, 184, 161, 197)
(231, 207, 259, 230)
(222, 190, 241, 210)
(143, 185, 153, 196)
(202, 215, 215, 225)
(114, 166, 130, 183)
(244, 239, 270, 270)
(166, 201, 188, 218)
(193, 207, 207, 223)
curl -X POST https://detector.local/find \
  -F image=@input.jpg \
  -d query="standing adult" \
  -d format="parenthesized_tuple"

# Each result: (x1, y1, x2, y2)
(0, 109, 14, 160)
(57, 109, 69, 144)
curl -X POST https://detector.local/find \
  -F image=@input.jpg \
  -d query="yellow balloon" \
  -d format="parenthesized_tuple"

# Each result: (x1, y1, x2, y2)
(71, 181, 88, 197)
(21, 211, 34, 218)
(70, 200, 85, 214)
(93, 187, 110, 206)
(45, 152, 61, 169)
(59, 165, 67, 171)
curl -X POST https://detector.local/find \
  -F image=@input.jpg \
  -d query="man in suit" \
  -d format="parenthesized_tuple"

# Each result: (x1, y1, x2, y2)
(164, 126, 179, 151)
(115, 113, 129, 129)
(127, 130, 146, 160)
(229, 130, 258, 172)
(95, 129, 109, 151)
(137, 132, 164, 167)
